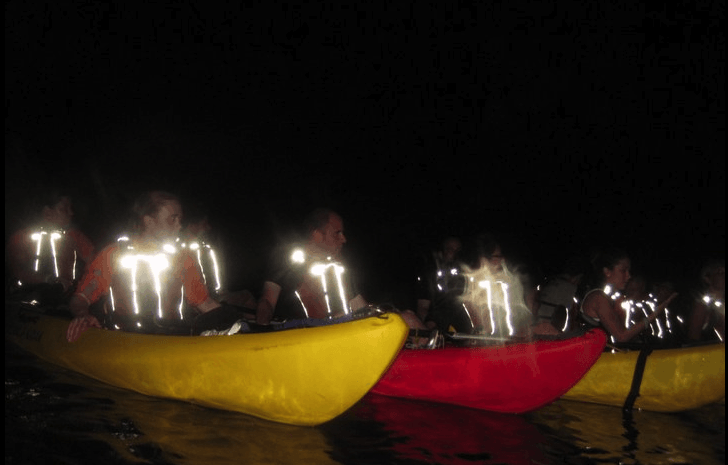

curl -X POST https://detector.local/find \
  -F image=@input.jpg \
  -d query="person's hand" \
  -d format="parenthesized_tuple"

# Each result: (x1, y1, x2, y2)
(57, 277, 74, 292)
(67, 314, 101, 342)
(653, 292, 679, 317)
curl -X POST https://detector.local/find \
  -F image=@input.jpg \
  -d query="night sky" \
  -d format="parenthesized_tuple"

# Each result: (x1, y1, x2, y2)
(5, 2, 725, 302)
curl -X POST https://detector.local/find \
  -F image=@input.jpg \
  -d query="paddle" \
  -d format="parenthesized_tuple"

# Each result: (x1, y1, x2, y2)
(622, 345, 653, 414)
(621, 292, 679, 414)
(447, 332, 526, 343)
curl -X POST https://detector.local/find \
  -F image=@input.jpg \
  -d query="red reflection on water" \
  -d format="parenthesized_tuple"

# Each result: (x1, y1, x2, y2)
(355, 394, 548, 465)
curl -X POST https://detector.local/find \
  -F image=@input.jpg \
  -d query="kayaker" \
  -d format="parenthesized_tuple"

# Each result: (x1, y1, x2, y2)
(687, 259, 725, 342)
(579, 248, 676, 343)
(6, 188, 95, 308)
(457, 233, 558, 337)
(255, 207, 426, 329)
(255, 208, 365, 324)
(534, 255, 586, 332)
(66, 190, 248, 342)
(415, 236, 472, 332)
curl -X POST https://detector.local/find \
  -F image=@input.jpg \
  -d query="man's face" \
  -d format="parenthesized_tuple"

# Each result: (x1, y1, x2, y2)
(487, 246, 504, 272)
(44, 196, 74, 228)
(442, 238, 462, 262)
(316, 214, 346, 258)
(146, 200, 183, 243)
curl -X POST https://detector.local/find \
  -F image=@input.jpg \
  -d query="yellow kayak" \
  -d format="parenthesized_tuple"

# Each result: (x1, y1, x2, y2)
(562, 342, 725, 412)
(6, 305, 409, 426)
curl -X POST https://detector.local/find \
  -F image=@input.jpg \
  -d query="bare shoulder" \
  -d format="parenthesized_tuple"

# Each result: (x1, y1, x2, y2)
(582, 290, 610, 313)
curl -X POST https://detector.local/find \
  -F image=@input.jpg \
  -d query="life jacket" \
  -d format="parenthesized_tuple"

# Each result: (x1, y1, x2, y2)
(625, 293, 672, 340)
(433, 262, 466, 295)
(107, 236, 189, 332)
(536, 276, 578, 331)
(290, 248, 352, 319)
(460, 264, 532, 337)
(17, 227, 80, 286)
(579, 286, 641, 344)
(179, 239, 222, 298)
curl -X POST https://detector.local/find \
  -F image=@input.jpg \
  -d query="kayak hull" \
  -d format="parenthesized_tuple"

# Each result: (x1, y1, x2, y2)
(6, 306, 409, 426)
(371, 328, 607, 413)
(562, 342, 726, 412)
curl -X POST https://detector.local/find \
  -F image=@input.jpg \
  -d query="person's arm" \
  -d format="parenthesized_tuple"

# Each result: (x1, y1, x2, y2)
(416, 298, 431, 323)
(526, 287, 540, 317)
(589, 292, 676, 343)
(715, 310, 726, 341)
(66, 292, 102, 342)
(66, 248, 114, 342)
(687, 299, 708, 341)
(69, 229, 96, 265)
(196, 297, 222, 313)
(256, 281, 281, 325)
(349, 294, 368, 313)
(181, 252, 223, 314)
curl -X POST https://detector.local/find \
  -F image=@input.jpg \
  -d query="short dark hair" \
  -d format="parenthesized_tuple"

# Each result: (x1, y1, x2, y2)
(132, 190, 180, 230)
(700, 259, 725, 284)
(303, 208, 337, 236)
(589, 247, 630, 284)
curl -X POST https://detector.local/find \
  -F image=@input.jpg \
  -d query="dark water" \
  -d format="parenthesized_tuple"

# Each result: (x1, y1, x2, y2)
(5, 341, 724, 465)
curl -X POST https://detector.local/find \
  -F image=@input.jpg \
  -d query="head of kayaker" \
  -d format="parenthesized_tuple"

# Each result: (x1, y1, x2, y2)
(305, 208, 347, 261)
(132, 190, 184, 248)
(579, 247, 677, 343)
(66, 190, 247, 342)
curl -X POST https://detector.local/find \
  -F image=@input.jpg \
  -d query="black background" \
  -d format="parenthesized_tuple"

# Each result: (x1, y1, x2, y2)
(5, 2, 724, 303)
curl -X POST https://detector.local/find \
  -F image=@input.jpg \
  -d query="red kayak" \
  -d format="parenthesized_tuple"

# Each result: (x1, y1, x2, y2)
(371, 328, 607, 413)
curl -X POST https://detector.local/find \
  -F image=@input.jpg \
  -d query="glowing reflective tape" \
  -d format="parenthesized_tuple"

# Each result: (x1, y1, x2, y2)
(310, 262, 349, 316)
(31, 232, 44, 272)
(295, 291, 310, 318)
(178, 285, 185, 319)
(498, 281, 514, 336)
(208, 247, 222, 291)
(461, 303, 475, 329)
(109, 286, 116, 310)
(119, 253, 170, 318)
(333, 263, 349, 314)
(478, 280, 495, 335)
(623, 300, 633, 328)
(195, 248, 206, 286)
(30, 230, 64, 278)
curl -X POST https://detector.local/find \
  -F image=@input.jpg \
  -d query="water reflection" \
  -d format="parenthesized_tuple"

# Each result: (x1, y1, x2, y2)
(530, 399, 725, 465)
(6, 342, 335, 465)
(324, 394, 550, 464)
